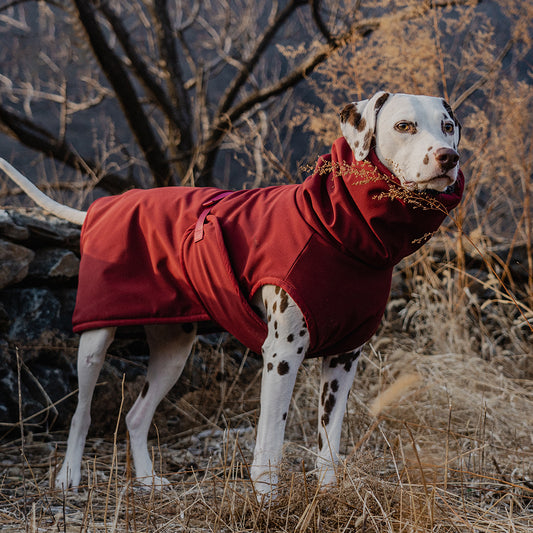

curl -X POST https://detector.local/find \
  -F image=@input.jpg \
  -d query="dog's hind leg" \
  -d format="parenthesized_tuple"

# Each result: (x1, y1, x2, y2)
(56, 327, 116, 490)
(126, 323, 196, 488)
(251, 285, 310, 498)
(316, 348, 361, 488)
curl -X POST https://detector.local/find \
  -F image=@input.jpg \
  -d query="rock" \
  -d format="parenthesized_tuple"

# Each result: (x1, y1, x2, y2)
(1, 287, 77, 341)
(28, 248, 80, 281)
(5, 207, 81, 250)
(0, 238, 34, 289)
(0, 209, 30, 240)
(0, 335, 78, 427)
(0, 302, 8, 332)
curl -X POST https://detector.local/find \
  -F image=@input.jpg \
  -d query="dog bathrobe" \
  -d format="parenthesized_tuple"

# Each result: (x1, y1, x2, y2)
(73, 137, 464, 357)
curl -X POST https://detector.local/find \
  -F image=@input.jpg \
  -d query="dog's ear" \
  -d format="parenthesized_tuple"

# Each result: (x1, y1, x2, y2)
(442, 99, 462, 149)
(340, 91, 390, 161)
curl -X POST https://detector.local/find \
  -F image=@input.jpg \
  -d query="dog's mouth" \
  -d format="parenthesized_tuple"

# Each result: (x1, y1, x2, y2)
(403, 174, 456, 193)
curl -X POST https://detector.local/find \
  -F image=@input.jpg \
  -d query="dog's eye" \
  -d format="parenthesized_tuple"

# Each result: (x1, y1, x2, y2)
(394, 121, 416, 134)
(443, 122, 455, 135)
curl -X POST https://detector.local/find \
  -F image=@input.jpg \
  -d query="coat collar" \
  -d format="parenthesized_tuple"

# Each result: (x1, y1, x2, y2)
(297, 137, 464, 267)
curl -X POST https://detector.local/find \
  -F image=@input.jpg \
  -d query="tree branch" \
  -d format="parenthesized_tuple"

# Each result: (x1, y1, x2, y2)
(0, 103, 137, 194)
(211, 19, 378, 145)
(217, 0, 307, 117)
(453, 38, 515, 110)
(73, 0, 172, 186)
(310, 0, 335, 45)
(98, 2, 180, 128)
(152, 0, 193, 148)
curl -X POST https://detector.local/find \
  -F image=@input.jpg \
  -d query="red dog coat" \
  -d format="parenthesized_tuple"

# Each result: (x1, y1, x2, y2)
(73, 137, 464, 357)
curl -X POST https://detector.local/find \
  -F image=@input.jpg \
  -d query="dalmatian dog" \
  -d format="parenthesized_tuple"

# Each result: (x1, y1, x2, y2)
(0, 92, 462, 497)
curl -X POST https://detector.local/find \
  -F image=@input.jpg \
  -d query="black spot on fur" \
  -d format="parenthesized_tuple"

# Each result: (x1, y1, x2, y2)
(267, 362, 273, 372)
(318, 433, 323, 451)
(331, 379, 339, 393)
(375, 92, 390, 112)
(321, 382, 329, 406)
(141, 381, 149, 398)
(287, 334, 294, 342)
(321, 413, 330, 426)
(299, 329, 307, 337)
(363, 129, 373, 151)
(442, 100, 455, 122)
(297, 346, 304, 354)
(324, 393, 336, 415)
(279, 290, 289, 313)
(282, 412, 287, 421)
(339, 103, 361, 129)
(329, 352, 359, 372)
(278, 361, 290, 375)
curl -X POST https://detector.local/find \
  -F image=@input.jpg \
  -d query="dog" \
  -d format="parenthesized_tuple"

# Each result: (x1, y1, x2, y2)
(0, 91, 464, 496)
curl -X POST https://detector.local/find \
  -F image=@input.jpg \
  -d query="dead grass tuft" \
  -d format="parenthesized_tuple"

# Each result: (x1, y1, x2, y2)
(2, 307, 531, 532)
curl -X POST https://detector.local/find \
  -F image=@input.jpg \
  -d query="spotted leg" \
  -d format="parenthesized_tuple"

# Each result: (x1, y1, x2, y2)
(56, 327, 116, 490)
(251, 285, 310, 497)
(126, 323, 196, 488)
(316, 348, 361, 487)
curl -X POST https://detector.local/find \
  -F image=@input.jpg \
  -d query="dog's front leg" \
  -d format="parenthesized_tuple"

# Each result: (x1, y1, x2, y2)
(251, 286, 309, 498)
(56, 327, 116, 490)
(316, 348, 361, 488)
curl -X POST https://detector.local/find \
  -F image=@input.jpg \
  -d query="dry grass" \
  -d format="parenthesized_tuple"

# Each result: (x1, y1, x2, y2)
(2, 274, 531, 532)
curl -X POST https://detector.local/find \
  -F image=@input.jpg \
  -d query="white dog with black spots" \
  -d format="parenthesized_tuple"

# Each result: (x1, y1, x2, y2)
(0, 91, 462, 497)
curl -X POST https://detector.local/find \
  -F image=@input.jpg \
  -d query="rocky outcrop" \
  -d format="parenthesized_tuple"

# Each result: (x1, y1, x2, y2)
(0, 208, 82, 429)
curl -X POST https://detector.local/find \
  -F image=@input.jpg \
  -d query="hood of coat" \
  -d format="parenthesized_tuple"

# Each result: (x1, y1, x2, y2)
(297, 137, 464, 268)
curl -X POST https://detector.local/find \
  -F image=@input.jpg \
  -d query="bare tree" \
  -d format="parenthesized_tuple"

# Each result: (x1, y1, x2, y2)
(0, 0, 477, 197)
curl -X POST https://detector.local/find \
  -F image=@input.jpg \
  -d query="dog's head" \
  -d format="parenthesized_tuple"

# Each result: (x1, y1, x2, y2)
(340, 92, 461, 192)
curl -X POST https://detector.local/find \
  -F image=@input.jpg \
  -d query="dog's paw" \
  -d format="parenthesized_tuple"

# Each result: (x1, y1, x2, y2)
(55, 464, 81, 491)
(251, 468, 279, 501)
(136, 474, 171, 490)
(316, 465, 338, 490)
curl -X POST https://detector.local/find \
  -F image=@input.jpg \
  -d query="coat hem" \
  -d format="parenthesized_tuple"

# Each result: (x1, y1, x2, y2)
(72, 313, 212, 333)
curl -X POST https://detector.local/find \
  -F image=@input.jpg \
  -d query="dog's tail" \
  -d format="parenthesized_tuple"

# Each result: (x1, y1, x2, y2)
(0, 158, 87, 225)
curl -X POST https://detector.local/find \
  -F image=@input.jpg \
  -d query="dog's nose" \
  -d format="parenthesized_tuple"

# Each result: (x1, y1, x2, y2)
(435, 148, 459, 171)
